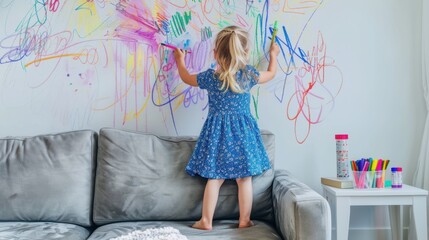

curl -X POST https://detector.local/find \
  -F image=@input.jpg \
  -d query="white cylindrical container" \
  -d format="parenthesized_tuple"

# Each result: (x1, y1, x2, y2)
(391, 167, 403, 188)
(335, 134, 349, 178)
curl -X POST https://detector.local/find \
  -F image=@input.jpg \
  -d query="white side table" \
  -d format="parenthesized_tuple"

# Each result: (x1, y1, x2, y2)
(322, 184, 428, 240)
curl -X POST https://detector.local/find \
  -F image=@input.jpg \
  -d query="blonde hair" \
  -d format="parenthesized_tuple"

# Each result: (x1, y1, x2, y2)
(214, 26, 250, 93)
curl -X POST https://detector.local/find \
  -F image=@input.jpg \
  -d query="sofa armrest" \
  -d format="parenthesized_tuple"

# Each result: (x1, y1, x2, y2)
(272, 169, 331, 240)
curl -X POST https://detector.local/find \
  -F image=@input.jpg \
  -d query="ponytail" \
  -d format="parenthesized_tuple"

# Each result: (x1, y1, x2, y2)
(215, 26, 250, 93)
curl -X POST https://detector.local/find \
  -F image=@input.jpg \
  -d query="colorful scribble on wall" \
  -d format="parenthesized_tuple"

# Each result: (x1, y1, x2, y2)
(0, 0, 342, 143)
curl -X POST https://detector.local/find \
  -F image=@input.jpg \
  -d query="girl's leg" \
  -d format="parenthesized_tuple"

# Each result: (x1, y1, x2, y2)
(236, 176, 254, 228)
(192, 179, 225, 230)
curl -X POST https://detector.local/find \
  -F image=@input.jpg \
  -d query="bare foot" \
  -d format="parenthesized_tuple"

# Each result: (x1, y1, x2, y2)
(192, 220, 212, 230)
(238, 220, 254, 228)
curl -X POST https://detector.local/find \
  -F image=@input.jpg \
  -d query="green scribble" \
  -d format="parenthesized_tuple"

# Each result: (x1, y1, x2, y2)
(170, 16, 177, 37)
(253, 14, 262, 65)
(21, 60, 26, 71)
(33, 1, 48, 25)
(201, 26, 212, 41)
(75, 1, 93, 15)
(170, 11, 192, 37)
(217, 20, 231, 28)
(172, 13, 180, 37)
(184, 11, 192, 24)
(247, 3, 259, 17)
(178, 13, 185, 31)
(252, 87, 260, 120)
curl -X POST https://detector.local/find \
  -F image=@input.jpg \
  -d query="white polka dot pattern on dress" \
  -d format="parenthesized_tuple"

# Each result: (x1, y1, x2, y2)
(186, 65, 271, 179)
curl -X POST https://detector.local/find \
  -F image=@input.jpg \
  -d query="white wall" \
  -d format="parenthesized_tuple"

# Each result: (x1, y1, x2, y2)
(0, 0, 424, 238)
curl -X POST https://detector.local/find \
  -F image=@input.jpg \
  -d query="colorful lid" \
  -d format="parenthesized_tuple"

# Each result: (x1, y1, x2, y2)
(335, 134, 348, 140)
(391, 167, 402, 172)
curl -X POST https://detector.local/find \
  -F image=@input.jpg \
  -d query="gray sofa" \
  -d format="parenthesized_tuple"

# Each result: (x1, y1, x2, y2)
(0, 128, 331, 240)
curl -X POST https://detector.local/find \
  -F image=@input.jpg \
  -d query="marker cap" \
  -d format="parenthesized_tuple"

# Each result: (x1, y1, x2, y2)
(273, 21, 278, 29)
(335, 134, 348, 140)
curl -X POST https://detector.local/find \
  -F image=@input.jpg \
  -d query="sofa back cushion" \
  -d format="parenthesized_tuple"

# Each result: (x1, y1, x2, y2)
(0, 130, 97, 227)
(93, 128, 275, 225)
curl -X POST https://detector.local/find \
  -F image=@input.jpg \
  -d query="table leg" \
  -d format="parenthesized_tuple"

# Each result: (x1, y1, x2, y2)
(323, 190, 335, 238)
(389, 205, 403, 240)
(409, 196, 428, 240)
(336, 197, 350, 240)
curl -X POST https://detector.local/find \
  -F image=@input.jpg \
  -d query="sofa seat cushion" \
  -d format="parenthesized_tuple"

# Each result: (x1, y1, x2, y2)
(87, 220, 281, 240)
(0, 222, 90, 240)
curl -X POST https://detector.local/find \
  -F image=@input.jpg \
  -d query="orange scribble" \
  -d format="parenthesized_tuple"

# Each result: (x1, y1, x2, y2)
(25, 53, 88, 68)
(282, 0, 321, 15)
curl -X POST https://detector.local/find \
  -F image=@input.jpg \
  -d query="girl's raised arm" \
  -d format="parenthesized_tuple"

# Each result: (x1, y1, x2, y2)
(173, 49, 198, 86)
(259, 43, 280, 84)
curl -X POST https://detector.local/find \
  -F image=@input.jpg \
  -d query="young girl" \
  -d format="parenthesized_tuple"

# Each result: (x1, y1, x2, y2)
(173, 25, 280, 230)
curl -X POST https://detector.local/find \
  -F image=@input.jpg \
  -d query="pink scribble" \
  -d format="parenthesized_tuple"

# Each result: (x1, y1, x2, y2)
(48, 0, 60, 12)
(286, 31, 343, 144)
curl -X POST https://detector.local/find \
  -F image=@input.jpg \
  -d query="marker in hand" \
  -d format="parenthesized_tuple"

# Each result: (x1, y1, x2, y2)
(160, 43, 192, 53)
(271, 21, 278, 47)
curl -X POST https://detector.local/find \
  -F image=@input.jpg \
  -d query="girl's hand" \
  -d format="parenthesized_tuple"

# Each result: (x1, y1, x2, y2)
(270, 43, 280, 57)
(173, 48, 185, 63)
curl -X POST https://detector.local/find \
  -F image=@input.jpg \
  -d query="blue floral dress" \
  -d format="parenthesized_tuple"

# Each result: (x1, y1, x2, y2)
(186, 65, 271, 179)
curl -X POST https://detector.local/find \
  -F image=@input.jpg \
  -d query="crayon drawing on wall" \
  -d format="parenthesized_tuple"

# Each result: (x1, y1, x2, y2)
(0, 0, 343, 144)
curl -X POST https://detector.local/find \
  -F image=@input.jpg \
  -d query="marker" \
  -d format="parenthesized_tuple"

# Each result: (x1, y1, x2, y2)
(271, 21, 278, 47)
(160, 43, 192, 53)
